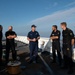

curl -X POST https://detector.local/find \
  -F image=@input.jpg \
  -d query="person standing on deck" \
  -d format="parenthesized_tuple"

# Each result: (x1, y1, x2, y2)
(5, 26, 17, 64)
(27, 25, 40, 63)
(0, 25, 3, 65)
(50, 25, 62, 66)
(74, 37, 75, 48)
(61, 22, 74, 74)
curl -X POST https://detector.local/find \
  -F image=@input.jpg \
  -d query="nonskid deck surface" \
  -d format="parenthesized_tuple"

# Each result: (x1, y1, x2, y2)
(0, 40, 75, 75)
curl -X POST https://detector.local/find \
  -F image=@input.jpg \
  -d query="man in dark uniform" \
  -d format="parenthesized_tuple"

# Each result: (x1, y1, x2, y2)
(61, 22, 74, 74)
(0, 25, 3, 64)
(74, 37, 75, 48)
(50, 25, 62, 65)
(27, 25, 40, 63)
(5, 26, 17, 64)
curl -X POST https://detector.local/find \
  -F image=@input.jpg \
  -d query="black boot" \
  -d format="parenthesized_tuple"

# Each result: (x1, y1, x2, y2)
(67, 68, 74, 74)
(51, 60, 56, 63)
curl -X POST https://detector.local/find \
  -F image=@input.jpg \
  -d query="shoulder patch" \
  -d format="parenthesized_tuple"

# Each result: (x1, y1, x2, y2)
(70, 32, 72, 35)
(58, 32, 59, 34)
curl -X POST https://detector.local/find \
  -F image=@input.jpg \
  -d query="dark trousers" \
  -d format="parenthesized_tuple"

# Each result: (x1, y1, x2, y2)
(0, 42, 2, 62)
(63, 44, 73, 69)
(5, 42, 16, 62)
(29, 43, 38, 61)
(52, 42, 62, 64)
(63, 55, 73, 69)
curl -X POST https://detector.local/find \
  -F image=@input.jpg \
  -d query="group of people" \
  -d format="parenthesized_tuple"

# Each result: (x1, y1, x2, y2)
(50, 22, 74, 74)
(0, 22, 75, 74)
(0, 26, 17, 65)
(27, 22, 75, 74)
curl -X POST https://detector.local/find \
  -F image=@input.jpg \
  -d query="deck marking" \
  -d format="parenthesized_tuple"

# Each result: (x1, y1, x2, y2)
(38, 53, 55, 75)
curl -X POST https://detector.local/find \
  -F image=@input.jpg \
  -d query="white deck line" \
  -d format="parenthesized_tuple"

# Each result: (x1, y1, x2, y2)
(38, 53, 55, 75)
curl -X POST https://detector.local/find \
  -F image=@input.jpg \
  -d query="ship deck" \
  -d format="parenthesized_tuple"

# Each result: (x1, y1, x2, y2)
(0, 40, 75, 75)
